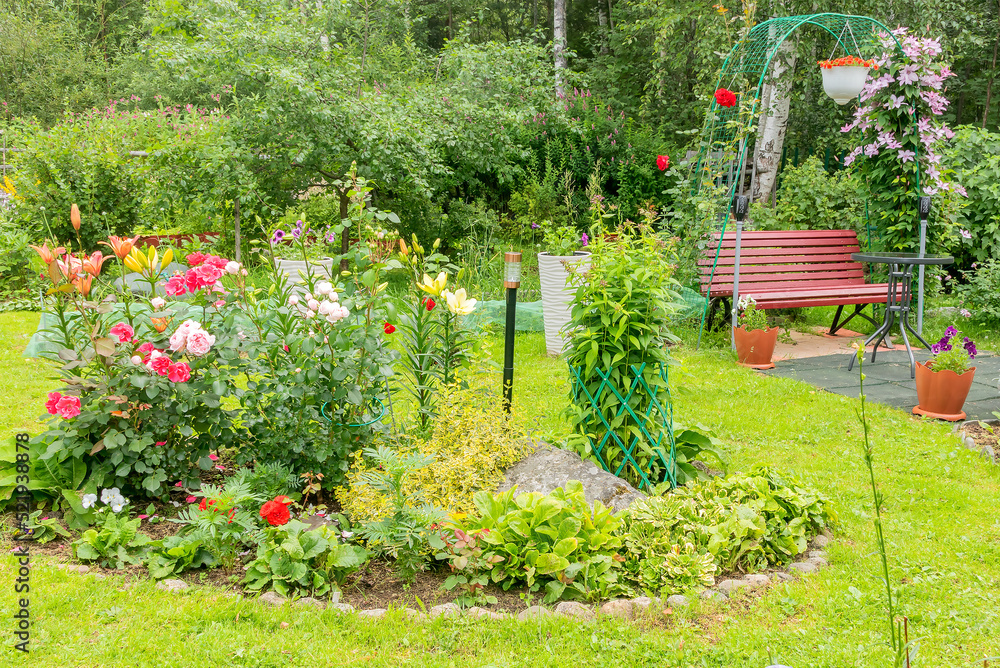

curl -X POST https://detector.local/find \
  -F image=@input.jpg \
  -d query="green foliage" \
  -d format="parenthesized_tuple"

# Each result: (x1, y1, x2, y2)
(230, 463, 303, 501)
(539, 222, 584, 257)
(672, 425, 729, 486)
(21, 509, 71, 543)
(623, 466, 834, 591)
(431, 527, 502, 607)
(944, 127, 1000, 266)
(450, 481, 625, 604)
(564, 220, 681, 489)
(145, 535, 217, 580)
(352, 444, 446, 582)
(243, 519, 369, 598)
(749, 157, 865, 235)
(170, 479, 264, 568)
(959, 258, 1000, 326)
(735, 295, 768, 332)
(72, 511, 150, 569)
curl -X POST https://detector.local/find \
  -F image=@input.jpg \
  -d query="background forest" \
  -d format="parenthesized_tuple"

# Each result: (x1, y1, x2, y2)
(2, 0, 1000, 309)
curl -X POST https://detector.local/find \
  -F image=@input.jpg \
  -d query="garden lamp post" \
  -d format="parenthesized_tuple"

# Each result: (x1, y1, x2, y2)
(502, 252, 522, 414)
(916, 195, 931, 334)
(730, 195, 750, 350)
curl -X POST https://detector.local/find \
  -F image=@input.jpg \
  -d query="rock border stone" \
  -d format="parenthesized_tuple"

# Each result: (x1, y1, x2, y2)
(45, 531, 836, 622)
(955, 420, 998, 465)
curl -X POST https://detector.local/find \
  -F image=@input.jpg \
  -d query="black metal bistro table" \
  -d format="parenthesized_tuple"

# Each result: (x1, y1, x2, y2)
(848, 252, 954, 378)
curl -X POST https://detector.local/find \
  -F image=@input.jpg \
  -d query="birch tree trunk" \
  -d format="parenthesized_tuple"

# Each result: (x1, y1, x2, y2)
(752, 39, 796, 203)
(598, 7, 609, 56)
(553, 0, 567, 94)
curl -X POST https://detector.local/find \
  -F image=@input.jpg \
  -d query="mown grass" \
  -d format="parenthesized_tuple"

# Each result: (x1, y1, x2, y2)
(2, 311, 999, 667)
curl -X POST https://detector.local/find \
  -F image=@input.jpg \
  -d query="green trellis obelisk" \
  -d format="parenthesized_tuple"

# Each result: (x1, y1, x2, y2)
(692, 13, 920, 347)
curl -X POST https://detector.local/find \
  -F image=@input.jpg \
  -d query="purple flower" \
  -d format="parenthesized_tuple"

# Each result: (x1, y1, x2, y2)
(960, 308, 971, 318)
(531, 222, 539, 229)
(271, 229, 285, 244)
(930, 343, 941, 354)
(960, 229, 972, 240)
(581, 233, 589, 247)
(944, 325, 958, 338)
(897, 64, 920, 85)
(291, 227, 302, 240)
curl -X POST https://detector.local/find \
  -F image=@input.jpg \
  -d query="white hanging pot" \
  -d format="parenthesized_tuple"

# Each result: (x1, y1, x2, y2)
(820, 65, 871, 105)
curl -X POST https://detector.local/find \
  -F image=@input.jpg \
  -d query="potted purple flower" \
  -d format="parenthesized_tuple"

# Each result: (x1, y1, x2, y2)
(913, 326, 978, 421)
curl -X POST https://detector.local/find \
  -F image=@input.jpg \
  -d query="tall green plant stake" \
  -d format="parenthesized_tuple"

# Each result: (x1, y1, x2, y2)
(854, 346, 914, 667)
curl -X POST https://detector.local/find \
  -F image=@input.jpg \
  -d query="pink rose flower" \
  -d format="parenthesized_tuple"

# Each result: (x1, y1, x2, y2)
(168, 362, 191, 383)
(165, 274, 187, 297)
(45, 391, 62, 415)
(214, 299, 226, 308)
(185, 495, 197, 503)
(186, 252, 206, 267)
(150, 356, 172, 376)
(225, 261, 241, 275)
(109, 322, 135, 343)
(151, 297, 166, 310)
(54, 395, 81, 419)
(169, 320, 197, 352)
(185, 329, 216, 356)
(204, 255, 228, 270)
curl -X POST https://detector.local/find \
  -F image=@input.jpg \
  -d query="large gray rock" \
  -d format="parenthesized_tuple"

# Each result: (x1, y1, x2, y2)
(498, 443, 644, 512)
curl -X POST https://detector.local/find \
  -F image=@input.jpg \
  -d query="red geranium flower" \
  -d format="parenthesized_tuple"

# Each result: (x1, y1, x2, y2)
(383, 322, 396, 334)
(260, 496, 293, 526)
(714, 88, 737, 108)
(656, 155, 670, 171)
(425, 298, 436, 312)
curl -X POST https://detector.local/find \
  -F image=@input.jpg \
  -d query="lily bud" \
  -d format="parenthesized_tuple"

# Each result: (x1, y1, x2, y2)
(70, 204, 81, 231)
(432, 238, 441, 250)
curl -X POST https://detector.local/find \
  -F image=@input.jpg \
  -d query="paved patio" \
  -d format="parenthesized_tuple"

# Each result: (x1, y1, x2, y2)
(762, 348, 1000, 421)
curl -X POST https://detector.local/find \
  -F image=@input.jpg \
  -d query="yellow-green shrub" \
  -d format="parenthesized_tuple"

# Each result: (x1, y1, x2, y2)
(337, 387, 533, 522)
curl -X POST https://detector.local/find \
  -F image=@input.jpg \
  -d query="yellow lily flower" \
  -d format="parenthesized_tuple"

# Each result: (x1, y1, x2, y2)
(123, 248, 147, 273)
(417, 271, 448, 296)
(443, 288, 477, 316)
(160, 248, 174, 269)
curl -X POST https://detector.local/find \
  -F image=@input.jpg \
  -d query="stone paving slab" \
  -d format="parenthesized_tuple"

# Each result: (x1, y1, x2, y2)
(762, 351, 1000, 421)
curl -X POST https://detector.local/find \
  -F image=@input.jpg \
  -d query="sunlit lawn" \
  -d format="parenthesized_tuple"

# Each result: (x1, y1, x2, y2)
(2, 311, 999, 667)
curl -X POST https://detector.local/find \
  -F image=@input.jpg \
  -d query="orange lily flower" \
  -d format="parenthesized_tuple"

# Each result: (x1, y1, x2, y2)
(70, 203, 82, 231)
(80, 251, 111, 277)
(72, 274, 93, 296)
(29, 243, 66, 265)
(151, 316, 172, 333)
(100, 235, 140, 260)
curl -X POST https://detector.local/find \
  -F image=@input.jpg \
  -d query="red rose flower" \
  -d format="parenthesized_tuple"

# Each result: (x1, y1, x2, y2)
(383, 322, 396, 334)
(54, 395, 81, 419)
(45, 391, 62, 415)
(186, 252, 206, 267)
(168, 362, 191, 383)
(425, 297, 436, 312)
(150, 356, 172, 376)
(714, 88, 737, 108)
(260, 497, 292, 526)
(656, 155, 669, 171)
(109, 322, 135, 343)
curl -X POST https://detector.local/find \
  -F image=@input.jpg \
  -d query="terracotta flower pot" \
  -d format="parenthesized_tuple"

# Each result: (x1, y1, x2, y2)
(733, 326, 779, 369)
(913, 362, 976, 421)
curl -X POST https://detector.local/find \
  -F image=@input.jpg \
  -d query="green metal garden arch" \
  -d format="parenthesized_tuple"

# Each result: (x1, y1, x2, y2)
(692, 13, 921, 346)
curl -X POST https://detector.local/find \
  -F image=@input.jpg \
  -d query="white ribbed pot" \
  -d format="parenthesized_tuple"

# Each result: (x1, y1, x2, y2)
(538, 251, 591, 356)
(820, 65, 870, 104)
(274, 257, 335, 283)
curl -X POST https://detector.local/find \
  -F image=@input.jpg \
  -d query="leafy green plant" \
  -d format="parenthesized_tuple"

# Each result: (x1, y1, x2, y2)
(230, 463, 303, 501)
(927, 326, 976, 374)
(72, 511, 151, 569)
(539, 222, 584, 257)
(244, 519, 368, 598)
(672, 425, 729, 485)
(564, 217, 682, 489)
(145, 535, 217, 580)
(21, 510, 71, 544)
(622, 466, 834, 591)
(352, 444, 446, 581)
(170, 479, 263, 568)
(431, 527, 503, 607)
(449, 481, 624, 603)
(749, 156, 865, 235)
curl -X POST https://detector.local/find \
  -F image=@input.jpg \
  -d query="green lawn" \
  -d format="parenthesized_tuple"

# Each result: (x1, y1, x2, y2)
(2, 311, 999, 667)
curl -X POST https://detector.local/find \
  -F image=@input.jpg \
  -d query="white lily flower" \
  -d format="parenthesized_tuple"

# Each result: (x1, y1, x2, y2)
(443, 288, 477, 316)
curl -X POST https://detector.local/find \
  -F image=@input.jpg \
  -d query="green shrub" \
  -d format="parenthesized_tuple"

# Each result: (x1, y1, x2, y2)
(338, 387, 532, 522)
(447, 481, 625, 603)
(145, 536, 217, 580)
(72, 511, 151, 569)
(940, 126, 1000, 265)
(959, 258, 1000, 326)
(749, 157, 865, 235)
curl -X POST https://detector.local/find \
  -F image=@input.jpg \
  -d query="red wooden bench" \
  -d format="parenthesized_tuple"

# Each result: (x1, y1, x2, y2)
(698, 229, 890, 334)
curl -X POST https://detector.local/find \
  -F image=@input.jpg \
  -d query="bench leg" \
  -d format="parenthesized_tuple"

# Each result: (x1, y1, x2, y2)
(829, 304, 879, 335)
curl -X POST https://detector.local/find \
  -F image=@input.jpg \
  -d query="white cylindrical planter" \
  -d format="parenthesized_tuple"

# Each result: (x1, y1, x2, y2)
(538, 251, 591, 356)
(820, 65, 870, 105)
(274, 257, 335, 285)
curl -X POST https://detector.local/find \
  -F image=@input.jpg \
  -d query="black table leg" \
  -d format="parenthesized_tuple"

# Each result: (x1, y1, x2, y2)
(848, 269, 898, 373)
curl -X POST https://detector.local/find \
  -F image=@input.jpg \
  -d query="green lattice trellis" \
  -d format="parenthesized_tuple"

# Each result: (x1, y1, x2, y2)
(692, 14, 918, 344)
(568, 362, 676, 491)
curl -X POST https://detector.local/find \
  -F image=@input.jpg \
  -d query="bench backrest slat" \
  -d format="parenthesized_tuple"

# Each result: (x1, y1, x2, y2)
(699, 229, 867, 296)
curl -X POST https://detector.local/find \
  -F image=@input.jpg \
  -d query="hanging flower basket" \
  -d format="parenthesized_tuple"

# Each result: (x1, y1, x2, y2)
(817, 56, 877, 105)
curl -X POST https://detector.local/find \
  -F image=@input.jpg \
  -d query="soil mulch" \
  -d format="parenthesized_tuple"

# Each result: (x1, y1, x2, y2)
(963, 419, 999, 450)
